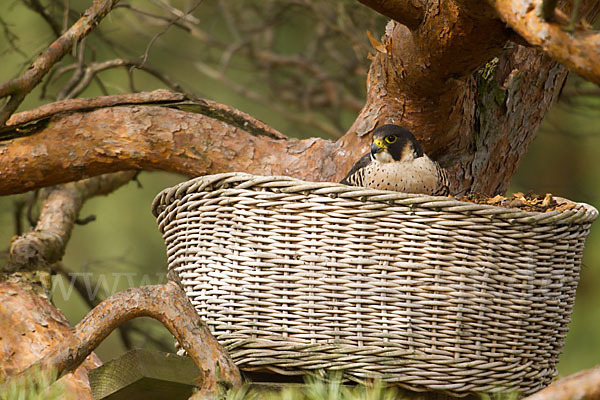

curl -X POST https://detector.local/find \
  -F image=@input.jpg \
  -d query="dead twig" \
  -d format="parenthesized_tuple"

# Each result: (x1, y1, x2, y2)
(23, 0, 63, 37)
(0, 17, 29, 59)
(138, 0, 205, 68)
(62, 58, 187, 99)
(4, 90, 286, 141)
(56, 38, 88, 100)
(113, 3, 191, 31)
(194, 61, 343, 137)
(5, 89, 185, 127)
(8, 171, 136, 271)
(62, 0, 71, 33)
(147, 0, 370, 135)
(0, 0, 121, 126)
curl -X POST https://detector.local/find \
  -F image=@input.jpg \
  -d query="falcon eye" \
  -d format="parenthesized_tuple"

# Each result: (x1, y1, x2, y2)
(385, 135, 397, 144)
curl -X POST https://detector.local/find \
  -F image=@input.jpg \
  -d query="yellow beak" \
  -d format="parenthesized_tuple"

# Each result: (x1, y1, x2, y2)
(371, 138, 387, 154)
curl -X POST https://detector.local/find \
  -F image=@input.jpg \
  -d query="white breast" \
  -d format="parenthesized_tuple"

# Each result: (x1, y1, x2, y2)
(363, 156, 443, 194)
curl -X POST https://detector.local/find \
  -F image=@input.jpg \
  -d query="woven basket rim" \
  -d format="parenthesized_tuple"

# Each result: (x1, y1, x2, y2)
(152, 172, 598, 225)
(154, 171, 596, 395)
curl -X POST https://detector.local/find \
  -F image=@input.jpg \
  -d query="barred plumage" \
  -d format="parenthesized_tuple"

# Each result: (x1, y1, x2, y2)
(341, 124, 449, 196)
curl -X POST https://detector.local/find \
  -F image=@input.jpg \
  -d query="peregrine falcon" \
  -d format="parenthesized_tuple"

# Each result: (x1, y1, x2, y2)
(341, 124, 449, 196)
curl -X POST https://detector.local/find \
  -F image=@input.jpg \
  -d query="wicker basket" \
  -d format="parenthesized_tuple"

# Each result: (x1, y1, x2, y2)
(152, 173, 597, 396)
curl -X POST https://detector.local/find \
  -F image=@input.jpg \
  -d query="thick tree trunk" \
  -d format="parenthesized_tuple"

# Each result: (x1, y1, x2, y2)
(0, 49, 571, 197)
(2, 1, 600, 399)
(339, 0, 599, 196)
(3, 3, 597, 197)
(345, 40, 569, 196)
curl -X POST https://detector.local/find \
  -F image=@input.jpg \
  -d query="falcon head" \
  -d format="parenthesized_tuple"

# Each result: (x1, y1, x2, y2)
(370, 124, 424, 163)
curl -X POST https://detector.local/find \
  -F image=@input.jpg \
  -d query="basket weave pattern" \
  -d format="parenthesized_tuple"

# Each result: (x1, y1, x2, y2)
(153, 173, 598, 396)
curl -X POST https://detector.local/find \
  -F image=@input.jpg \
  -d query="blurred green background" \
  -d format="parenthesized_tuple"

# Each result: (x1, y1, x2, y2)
(0, 0, 599, 378)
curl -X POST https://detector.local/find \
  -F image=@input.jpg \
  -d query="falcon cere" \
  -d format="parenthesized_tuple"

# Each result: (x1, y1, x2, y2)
(341, 124, 449, 196)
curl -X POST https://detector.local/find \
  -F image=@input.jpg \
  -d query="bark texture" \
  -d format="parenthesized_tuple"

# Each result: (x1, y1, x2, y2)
(523, 365, 600, 400)
(0, 280, 102, 399)
(487, 0, 600, 85)
(8, 172, 136, 271)
(2, 1, 600, 399)
(0, 44, 580, 197)
(0, 105, 338, 195)
(28, 282, 242, 396)
(1, 172, 137, 397)
(3, 2, 597, 197)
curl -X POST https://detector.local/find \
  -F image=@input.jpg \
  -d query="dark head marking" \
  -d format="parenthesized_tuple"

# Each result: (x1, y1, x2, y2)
(371, 124, 424, 162)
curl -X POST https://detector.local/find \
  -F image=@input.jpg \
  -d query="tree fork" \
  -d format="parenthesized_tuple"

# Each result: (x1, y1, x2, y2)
(487, 0, 600, 85)
(343, 0, 599, 195)
(8, 172, 136, 271)
(1, 1, 599, 198)
(2, 1, 600, 399)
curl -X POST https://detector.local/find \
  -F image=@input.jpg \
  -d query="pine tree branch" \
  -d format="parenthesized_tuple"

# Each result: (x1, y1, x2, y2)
(486, 0, 600, 85)
(26, 281, 242, 396)
(8, 172, 136, 271)
(0, 103, 336, 196)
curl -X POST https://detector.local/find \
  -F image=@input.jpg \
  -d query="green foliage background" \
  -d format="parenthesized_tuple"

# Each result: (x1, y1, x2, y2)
(0, 0, 599, 380)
